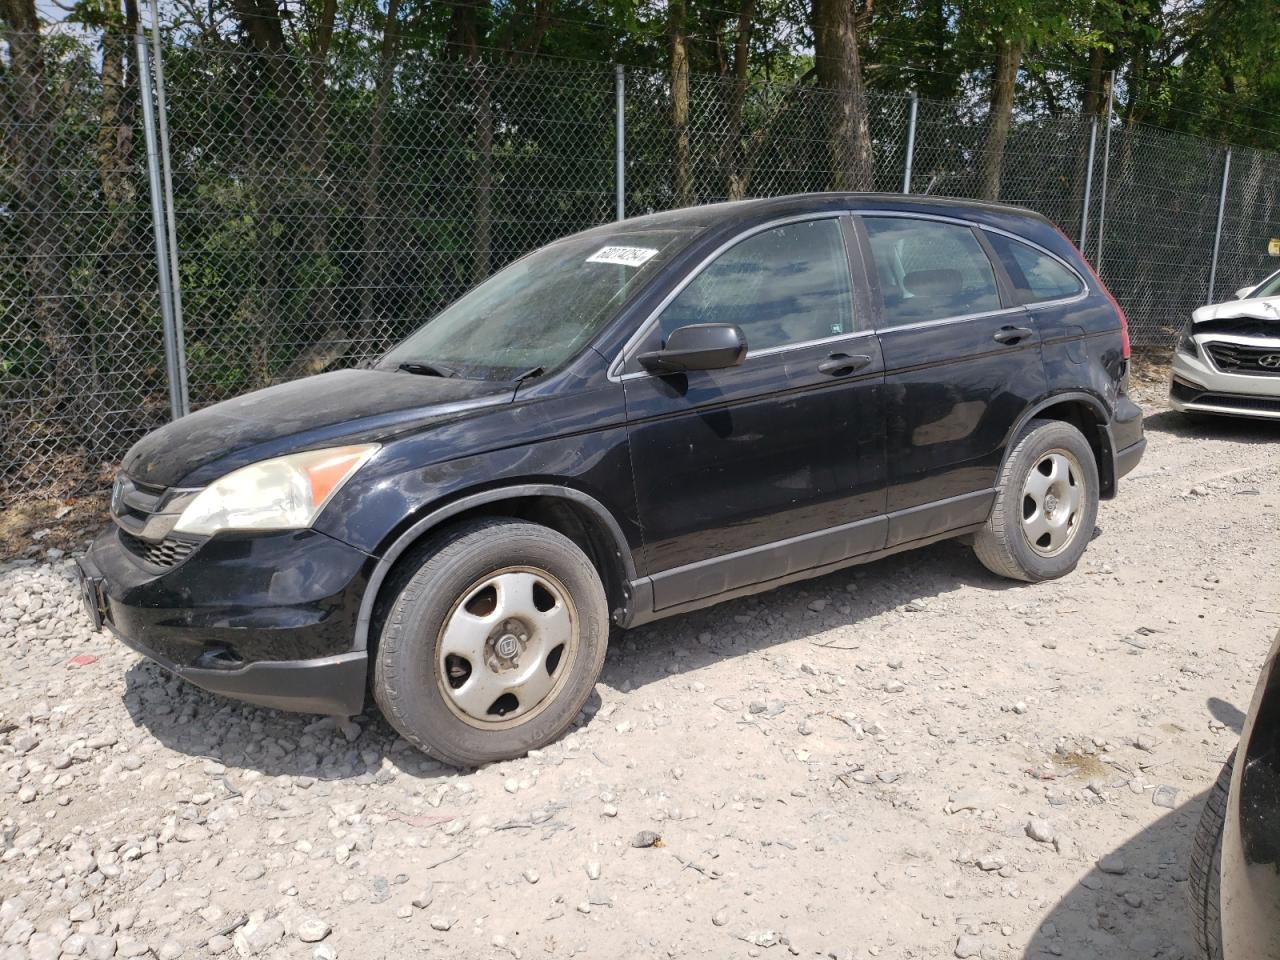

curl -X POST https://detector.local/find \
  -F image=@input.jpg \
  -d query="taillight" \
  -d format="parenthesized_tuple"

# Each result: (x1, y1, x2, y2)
(1052, 224, 1130, 360)
(1087, 261, 1130, 360)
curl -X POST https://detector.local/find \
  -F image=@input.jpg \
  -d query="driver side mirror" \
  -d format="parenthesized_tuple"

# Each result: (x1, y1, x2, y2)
(1234, 286, 1255, 300)
(637, 323, 747, 374)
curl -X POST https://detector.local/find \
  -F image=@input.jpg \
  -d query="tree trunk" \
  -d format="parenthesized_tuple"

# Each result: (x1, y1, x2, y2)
(0, 1, 105, 450)
(979, 37, 1023, 202)
(1082, 46, 1106, 118)
(448, 0, 494, 285)
(359, 0, 402, 330)
(670, 0, 693, 206)
(97, 0, 138, 210)
(1071, 47, 1110, 247)
(812, 0, 874, 191)
(230, 0, 347, 377)
(471, 66, 494, 284)
(720, 0, 755, 200)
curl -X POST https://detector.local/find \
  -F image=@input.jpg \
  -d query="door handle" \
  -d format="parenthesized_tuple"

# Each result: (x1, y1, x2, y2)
(993, 325, 1034, 345)
(817, 353, 873, 376)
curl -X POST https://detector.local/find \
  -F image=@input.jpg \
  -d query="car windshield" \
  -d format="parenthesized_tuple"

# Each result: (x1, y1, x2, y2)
(1252, 270, 1280, 299)
(381, 226, 699, 380)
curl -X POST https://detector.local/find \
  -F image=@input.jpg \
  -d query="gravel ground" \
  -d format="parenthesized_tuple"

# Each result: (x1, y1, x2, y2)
(3, 367, 1278, 960)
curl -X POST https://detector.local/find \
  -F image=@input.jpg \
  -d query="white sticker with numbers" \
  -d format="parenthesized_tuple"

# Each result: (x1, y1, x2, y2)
(586, 246, 659, 267)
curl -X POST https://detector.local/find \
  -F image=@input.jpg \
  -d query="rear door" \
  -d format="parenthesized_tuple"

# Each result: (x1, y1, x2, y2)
(858, 213, 1047, 546)
(622, 215, 887, 609)
(981, 228, 1101, 386)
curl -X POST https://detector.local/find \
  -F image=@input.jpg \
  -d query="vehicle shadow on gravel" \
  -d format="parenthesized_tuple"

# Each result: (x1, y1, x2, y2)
(122, 537, 1009, 777)
(600, 537, 1021, 694)
(1144, 408, 1280, 443)
(1022, 791, 1207, 960)
(120, 659, 530, 782)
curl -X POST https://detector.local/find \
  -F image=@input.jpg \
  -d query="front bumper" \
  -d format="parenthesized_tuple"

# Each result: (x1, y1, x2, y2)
(1169, 339, 1280, 420)
(79, 526, 374, 716)
(1221, 630, 1280, 959)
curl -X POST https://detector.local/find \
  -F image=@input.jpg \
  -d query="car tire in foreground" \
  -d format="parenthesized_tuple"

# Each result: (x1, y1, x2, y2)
(372, 518, 609, 767)
(973, 418, 1100, 582)
(1189, 751, 1231, 960)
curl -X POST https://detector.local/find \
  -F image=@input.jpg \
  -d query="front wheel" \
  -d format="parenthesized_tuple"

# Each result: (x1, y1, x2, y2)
(372, 518, 609, 767)
(973, 418, 1100, 582)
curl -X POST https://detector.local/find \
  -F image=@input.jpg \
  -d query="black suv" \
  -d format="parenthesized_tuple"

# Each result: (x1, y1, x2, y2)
(78, 193, 1145, 766)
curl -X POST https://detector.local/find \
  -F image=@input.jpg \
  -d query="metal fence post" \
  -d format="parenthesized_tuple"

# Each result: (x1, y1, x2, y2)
(1208, 147, 1232, 301)
(149, 3, 188, 415)
(901, 91, 918, 194)
(136, 26, 185, 422)
(1079, 117, 1098, 253)
(1095, 72, 1115, 272)
(615, 64, 626, 221)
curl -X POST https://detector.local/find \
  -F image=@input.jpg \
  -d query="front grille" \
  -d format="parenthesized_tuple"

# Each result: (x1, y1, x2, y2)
(112, 475, 168, 532)
(119, 530, 199, 569)
(1205, 341, 1280, 376)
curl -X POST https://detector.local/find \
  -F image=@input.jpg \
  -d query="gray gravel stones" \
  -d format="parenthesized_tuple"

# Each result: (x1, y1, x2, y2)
(1026, 819, 1055, 844)
(1098, 854, 1128, 876)
(296, 918, 331, 943)
(0, 421, 1270, 960)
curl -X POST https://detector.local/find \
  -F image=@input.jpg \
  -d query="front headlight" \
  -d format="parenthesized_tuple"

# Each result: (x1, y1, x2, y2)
(173, 444, 378, 535)
(1177, 322, 1198, 358)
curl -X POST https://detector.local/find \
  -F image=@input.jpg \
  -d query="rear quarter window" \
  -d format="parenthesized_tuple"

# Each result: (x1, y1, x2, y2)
(986, 232, 1084, 304)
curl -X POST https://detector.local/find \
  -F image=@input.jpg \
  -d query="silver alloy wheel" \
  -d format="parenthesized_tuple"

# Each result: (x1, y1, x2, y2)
(1020, 448, 1085, 557)
(435, 566, 579, 730)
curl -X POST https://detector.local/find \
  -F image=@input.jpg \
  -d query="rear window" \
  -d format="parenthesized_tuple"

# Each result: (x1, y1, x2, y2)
(985, 232, 1083, 304)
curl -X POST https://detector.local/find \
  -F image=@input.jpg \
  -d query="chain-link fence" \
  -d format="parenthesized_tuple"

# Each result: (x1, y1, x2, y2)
(4, 30, 1279, 496)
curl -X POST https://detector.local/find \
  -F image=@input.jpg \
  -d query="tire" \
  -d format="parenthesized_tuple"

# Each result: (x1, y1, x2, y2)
(372, 517, 609, 767)
(1189, 751, 1231, 960)
(973, 418, 1100, 582)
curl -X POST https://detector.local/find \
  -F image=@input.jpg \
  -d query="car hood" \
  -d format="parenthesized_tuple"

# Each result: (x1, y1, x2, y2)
(1192, 296, 1280, 326)
(121, 369, 512, 488)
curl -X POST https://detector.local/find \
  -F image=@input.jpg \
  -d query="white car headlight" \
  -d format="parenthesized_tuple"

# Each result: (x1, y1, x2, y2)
(173, 444, 378, 536)
(1176, 321, 1198, 358)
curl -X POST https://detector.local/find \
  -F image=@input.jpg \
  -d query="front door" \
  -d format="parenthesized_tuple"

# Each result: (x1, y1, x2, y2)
(621, 216, 887, 610)
(858, 214, 1047, 546)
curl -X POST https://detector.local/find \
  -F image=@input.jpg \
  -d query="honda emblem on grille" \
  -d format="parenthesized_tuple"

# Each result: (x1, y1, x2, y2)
(1258, 354, 1280, 369)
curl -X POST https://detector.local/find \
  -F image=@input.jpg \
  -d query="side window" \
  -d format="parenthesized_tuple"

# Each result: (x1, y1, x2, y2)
(986, 232, 1084, 304)
(655, 218, 855, 353)
(863, 217, 1002, 326)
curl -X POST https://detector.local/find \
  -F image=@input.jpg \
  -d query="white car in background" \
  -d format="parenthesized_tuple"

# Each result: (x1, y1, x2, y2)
(1170, 267, 1280, 420)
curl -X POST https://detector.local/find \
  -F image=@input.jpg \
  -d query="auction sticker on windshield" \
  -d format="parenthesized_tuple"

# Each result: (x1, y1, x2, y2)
(586, 246, 659, 267)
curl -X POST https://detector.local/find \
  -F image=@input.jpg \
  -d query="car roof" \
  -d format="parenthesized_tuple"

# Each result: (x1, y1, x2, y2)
(610, 192, 1055, 235)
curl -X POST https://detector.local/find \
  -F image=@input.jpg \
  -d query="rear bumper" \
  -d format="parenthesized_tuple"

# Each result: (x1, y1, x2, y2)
(1221, 630, 1280, 959)
(1114, 437, 1146, 479)
(1104, 394, 1145, 493)
(79, 526, 372, 716)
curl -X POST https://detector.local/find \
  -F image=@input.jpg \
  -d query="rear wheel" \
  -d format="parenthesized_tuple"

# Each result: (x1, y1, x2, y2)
(1189, 751, 1231, 960)
(973, 418, 1099, 582)
(372, 518, 609, 767)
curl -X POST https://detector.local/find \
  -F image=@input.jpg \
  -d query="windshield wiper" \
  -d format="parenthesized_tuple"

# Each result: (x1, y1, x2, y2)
(511, 365, 545, 385)
(397, 361, 457, 378)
